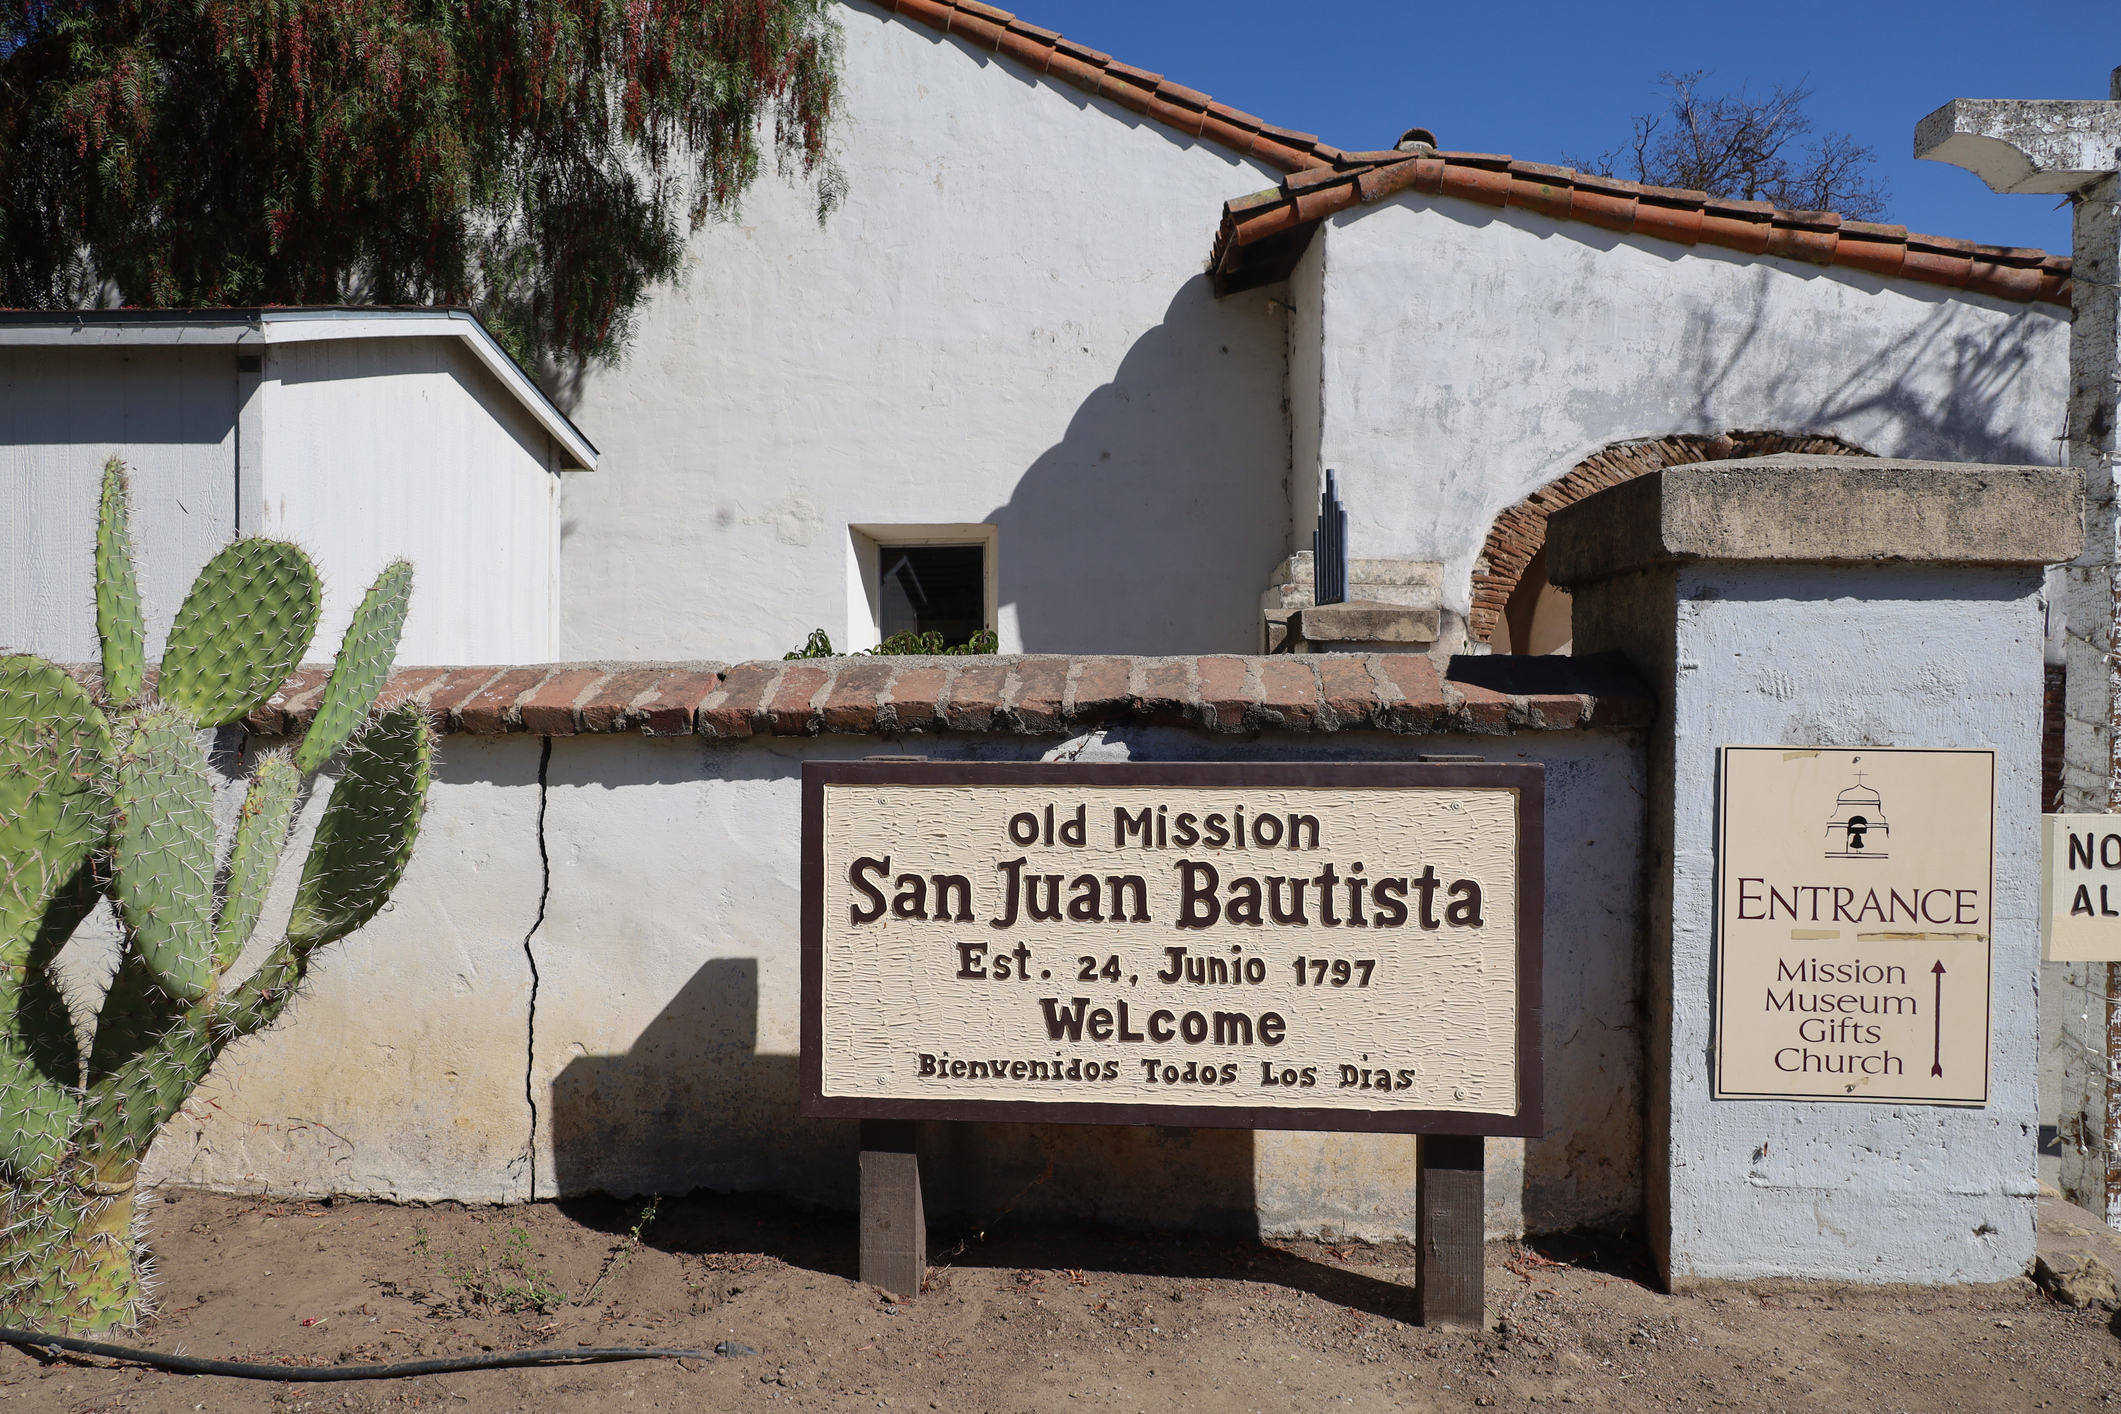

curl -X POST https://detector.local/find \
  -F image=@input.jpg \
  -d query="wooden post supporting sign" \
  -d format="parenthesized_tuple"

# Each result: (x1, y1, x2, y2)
(802, 761, 1542, 1316)
(858, 1119, 924, 1299)
(1416, 1134, 1486, 1327)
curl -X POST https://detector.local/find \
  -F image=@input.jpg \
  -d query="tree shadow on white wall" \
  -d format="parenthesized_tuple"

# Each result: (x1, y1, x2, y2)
(1664, 263, 2063, 466)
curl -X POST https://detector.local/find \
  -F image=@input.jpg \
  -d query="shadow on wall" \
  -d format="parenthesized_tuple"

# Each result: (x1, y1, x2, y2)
(550, 957, 1258, 1235)
(550, 959, 831, 1202)
(984, 276, 1289, 656)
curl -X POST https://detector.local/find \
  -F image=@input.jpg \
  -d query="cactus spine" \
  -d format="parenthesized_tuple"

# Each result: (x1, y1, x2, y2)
(0, 458, 431, 1332)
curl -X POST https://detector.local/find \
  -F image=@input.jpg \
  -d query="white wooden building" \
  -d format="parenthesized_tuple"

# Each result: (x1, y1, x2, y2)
(0, 308, 595, 666)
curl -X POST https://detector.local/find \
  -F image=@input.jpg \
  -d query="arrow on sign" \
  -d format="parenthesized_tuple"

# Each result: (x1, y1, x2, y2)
(1931, 961, 1946, 1077)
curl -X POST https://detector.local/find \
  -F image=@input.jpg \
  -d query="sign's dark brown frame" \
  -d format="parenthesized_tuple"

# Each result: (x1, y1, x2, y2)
(800, 760, 1544, 1137)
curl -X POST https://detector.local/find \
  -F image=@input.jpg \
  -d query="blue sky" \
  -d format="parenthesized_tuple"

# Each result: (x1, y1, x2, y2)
(1011, 1, 2119, 256)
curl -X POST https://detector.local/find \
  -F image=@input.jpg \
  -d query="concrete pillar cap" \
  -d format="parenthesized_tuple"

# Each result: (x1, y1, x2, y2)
(1546, 454, 2083, 588)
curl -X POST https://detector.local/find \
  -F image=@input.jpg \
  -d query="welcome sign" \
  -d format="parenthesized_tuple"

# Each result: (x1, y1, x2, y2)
(799, 761, 1543, 1136)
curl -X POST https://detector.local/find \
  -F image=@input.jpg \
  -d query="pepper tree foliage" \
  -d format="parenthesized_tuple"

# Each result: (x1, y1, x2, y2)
(0, 0, 844, 364)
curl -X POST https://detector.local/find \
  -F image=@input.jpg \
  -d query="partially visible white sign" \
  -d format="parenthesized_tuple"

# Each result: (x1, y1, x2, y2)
(2041, 815, 2121, 961)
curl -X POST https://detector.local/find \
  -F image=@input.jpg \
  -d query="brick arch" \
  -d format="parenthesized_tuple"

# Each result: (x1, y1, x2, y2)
(1470, 431, 1873, 646)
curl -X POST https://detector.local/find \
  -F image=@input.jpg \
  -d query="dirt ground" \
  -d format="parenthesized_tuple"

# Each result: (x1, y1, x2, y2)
(1, 1187, 2116, 1413)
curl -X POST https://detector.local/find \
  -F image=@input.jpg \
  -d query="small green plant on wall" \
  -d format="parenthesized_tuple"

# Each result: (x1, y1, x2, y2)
(782, 628, 999, 659)
(0, 459, 433, 1333)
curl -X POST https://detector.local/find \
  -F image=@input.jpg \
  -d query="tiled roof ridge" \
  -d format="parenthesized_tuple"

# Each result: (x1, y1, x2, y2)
(184, 656, 1653, 741)
(864, 0, 2068, 306)
(1210, 155, 2071, 306)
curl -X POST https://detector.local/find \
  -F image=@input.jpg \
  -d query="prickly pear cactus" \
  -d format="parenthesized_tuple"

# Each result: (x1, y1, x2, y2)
(0, 458, 431, 1333)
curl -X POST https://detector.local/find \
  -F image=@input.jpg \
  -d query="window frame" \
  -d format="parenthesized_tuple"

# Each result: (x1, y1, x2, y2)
(846, 523, 999, 653)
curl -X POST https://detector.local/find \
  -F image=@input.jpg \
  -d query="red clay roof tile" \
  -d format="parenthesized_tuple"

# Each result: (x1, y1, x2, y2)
(948, 9, 1007, 47)
(890, 0, 954, 28)
(995, 28, 1054, 70)
(1833, 231, 1906, 278)
(1149, 94, 1208, 137)
(1357, 160, 1425, 205)
(1198, 111, 1259, 153)
(1206, 100, 1264, 127)
(1256, 121, 1321, 147)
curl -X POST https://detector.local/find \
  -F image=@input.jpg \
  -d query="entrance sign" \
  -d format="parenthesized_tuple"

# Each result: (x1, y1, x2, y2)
(2041, 814, 2121, 961)
(1714, 747, 1995, 1105)
(801, 761, 1543, 1136)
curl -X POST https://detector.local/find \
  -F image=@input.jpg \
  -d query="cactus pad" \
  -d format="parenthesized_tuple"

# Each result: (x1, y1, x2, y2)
(109, 710, 218, 1004)
(94, 460, 145, 705)
(212, 754, 303, 971)
(288, 705, 432, 952)
(0, 659, 112, 909)
(295, 561, 413, 772)
(158, 539, 321, 727)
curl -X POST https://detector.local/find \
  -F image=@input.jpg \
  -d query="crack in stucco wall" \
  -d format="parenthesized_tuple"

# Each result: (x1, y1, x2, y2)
(522, 737, 553, 1199)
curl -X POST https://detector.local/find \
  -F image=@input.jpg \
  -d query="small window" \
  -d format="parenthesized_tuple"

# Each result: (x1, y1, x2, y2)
(879, 544, 986, 643)
(848, 524, 999, 652)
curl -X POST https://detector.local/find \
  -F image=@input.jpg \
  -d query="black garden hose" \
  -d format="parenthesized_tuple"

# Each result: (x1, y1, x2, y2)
(0, 1327, 726, 1381)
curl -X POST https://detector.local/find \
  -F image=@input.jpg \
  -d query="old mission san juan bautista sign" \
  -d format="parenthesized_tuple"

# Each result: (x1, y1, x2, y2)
(800, 762, 1544, 1136)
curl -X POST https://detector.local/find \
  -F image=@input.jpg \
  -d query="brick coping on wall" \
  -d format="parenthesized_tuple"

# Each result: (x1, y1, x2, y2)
(225, 654, 1654, 741)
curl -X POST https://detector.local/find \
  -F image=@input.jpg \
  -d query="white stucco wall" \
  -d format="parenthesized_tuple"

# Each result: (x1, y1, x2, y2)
(557, 1, 1295, 662)
(1, 346, 239, 663)
(1299, 201, 2070, 617)
(140, 723, 1648, 1242)
(255, 336, 564, 665)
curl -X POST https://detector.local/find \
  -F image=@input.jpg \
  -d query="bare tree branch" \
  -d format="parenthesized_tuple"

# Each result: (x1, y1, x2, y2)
(1564, 70, 1889, 221)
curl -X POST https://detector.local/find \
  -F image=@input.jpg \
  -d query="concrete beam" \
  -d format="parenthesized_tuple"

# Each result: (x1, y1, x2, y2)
(1547, 455, 2083, 587)
(1915, 87, 2121, 196)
